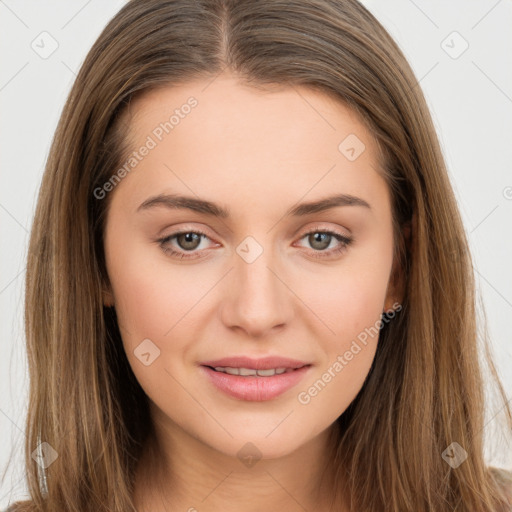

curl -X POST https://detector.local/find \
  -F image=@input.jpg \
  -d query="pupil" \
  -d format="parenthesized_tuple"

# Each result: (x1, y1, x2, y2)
(310, 232, 330, 250)
(179, 233, 200, 250)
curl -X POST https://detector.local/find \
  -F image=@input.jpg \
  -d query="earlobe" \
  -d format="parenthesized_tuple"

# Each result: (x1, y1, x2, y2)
(103, 296, 115, 308)
(102, 287, 115, 308)
(383, 296, 399, 315)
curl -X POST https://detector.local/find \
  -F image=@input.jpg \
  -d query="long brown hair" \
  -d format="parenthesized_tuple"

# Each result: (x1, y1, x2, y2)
(6, 0, 512, 510)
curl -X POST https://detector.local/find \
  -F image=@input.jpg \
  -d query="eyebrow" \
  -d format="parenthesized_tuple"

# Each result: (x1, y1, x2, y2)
(136, 192, 371, 218)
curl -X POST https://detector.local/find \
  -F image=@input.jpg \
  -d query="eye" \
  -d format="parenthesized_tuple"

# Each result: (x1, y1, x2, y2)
(157, 227, 354, 260)
(295, 228, 353, 259)
(157, 228, 216, 260)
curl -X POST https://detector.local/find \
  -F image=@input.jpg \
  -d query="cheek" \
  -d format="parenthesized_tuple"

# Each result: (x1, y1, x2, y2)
(298, 270, 382, 373)
(289, 242, 392, 411)
(104, 236, 211, 401)
(292, 267, 386, 421)
(104, 232, 233, 393)
(293, 251, 392, 343)
(107, 243, 207, 346)
(106, 222, 392, 353)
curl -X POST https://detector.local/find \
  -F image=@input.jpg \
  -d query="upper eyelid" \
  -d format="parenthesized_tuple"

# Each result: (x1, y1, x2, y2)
(158, 225, 353, 263)
(161, 222, 350, 238)
(160, 225, 350, 249)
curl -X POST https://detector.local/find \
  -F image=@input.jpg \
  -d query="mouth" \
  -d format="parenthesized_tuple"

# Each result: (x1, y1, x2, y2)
(199, 357, 312, 401)
(205, 365, 300, 377)
(200, 355, 310, 371)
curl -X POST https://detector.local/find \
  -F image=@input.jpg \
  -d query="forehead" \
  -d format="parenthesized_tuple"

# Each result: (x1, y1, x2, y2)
(110, 75, 387, 217)
(126, 76, 376, 150)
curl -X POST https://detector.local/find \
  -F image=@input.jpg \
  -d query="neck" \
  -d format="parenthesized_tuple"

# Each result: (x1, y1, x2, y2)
(133, 414, 344, 512)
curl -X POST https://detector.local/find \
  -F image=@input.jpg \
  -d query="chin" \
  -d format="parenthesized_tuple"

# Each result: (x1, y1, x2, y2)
(198, 422, 321, 463)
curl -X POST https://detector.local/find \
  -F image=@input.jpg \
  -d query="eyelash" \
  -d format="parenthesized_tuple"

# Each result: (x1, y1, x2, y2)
(157, 227, 354, 260)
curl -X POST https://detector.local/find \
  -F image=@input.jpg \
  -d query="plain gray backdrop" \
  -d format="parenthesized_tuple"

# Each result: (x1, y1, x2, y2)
(1, 0, 511, 507)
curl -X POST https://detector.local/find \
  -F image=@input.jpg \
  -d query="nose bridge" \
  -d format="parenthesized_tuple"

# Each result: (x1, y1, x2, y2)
(221, 234, 292, 336)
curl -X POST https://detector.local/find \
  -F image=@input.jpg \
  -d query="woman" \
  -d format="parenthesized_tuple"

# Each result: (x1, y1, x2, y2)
(5, 0, 512, 510)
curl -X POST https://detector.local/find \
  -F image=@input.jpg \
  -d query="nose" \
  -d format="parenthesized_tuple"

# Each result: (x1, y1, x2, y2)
(220, 242, 294, 339)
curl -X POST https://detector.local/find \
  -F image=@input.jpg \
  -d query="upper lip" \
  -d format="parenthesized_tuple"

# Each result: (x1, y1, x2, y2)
(200, 356, 311, 370)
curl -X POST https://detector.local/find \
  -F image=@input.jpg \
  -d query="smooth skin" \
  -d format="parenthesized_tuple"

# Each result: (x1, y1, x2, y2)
(102, 73, 400, 512)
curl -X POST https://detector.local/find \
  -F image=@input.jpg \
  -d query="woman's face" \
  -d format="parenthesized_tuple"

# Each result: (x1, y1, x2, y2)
(103, 74, 397, 460)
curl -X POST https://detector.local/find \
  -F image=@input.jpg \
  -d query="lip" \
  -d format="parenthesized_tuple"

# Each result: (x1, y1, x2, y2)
(199, 356, 312, 401)
(200, 356, 309, 370)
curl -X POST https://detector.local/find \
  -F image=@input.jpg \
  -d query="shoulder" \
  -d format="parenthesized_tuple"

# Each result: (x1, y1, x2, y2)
(489, 466, 512, 507)
(1, 501, 34, 512)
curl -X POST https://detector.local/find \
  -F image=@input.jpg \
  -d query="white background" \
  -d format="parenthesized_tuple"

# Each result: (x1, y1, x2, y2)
(1, 0, 511, 507)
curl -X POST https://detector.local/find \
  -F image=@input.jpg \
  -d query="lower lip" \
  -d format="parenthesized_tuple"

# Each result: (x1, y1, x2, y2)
(200, 365, 311, 401)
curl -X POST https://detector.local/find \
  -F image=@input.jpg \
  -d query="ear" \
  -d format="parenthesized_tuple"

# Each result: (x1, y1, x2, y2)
(383, 217, 412, 313)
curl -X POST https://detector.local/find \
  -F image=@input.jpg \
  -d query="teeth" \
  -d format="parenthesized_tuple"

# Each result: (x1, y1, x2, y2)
(257, 368, 278, 376)
(213, 366, 291, 376)
(239, 368, 257, 376)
